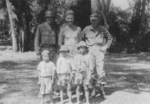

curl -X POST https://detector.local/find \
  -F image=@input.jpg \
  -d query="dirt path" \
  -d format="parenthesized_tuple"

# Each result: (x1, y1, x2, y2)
(0, 50, 150, 104)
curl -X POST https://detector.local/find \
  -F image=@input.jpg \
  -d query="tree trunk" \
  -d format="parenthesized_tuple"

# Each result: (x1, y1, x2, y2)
(100, 0, 111, 29)
(91, 0, 110, 45)
(139, 0, 146, 34)
(91, 0, 101, 14)
(6, 0, 18, 52)
(20, 28, 24, 52)
(91, 0, 110, 29)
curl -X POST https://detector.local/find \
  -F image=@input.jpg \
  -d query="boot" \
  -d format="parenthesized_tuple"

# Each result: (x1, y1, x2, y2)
(100, 85, 106, 99)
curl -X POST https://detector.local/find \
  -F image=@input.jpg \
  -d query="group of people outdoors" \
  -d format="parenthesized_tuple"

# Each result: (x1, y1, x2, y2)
(34, 9, 113, 104)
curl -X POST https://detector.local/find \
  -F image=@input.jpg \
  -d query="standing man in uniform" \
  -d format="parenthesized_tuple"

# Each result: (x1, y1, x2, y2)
(34, 10, 59, 64)
(81, 14, 113, 99)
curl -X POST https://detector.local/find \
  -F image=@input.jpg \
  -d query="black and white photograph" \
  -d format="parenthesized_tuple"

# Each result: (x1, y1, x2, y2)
(0, 0, 150, 104)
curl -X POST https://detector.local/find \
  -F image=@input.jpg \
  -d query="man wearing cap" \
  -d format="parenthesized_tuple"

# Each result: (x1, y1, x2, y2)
(34, 10, 60, 64)
(81, 13, 113, 99)
(58, 10, 81, 57)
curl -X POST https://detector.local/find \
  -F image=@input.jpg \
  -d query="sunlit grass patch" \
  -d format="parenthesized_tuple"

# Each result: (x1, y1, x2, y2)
(0, 61, 19, 70)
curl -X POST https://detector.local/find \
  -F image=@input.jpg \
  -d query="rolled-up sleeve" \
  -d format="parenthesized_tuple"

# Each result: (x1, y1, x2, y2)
(102, 26, 113, 48)
(58, 28, 65, 47)
(80, 29, 86, 41)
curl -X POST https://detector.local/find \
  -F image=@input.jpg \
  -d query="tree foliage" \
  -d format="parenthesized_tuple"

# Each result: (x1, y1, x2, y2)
(108, 0, 150, 53)
(0, 0, 150, 53)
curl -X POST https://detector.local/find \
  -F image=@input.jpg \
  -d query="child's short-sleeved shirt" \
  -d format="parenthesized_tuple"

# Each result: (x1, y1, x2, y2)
(37, 61, 56, 77)
(56, 56, 72, 74)
(73, 53, 94, 72)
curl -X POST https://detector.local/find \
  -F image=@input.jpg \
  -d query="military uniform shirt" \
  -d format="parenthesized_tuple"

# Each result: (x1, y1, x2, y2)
(81, 25, 113, 47)
(34, 22, 59, 54)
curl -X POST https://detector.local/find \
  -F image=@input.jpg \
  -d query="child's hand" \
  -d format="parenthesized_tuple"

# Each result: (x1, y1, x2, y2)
(91, 70, 94, 75)
(51, 80, 54, 84)
(58, 74, 61, 79)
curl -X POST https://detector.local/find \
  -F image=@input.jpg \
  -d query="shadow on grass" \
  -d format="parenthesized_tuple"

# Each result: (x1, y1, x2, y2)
(0, 40, 12, 46)
(1, 56, 150, 103)
(0, 60, 39, 70)
(104, 60, 150, 97)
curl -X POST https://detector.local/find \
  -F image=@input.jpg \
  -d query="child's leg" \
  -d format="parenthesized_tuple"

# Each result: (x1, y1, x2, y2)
(50, 92, 53, 104)
(91, 88, 96, 98)
(84, 85, 90, 104)
(60, 90, 64, 104)
(67, 83, 72, 104)
(38, 73, 41, 98)
(76, 85, 81, 104)
(41, 94, 44, 104)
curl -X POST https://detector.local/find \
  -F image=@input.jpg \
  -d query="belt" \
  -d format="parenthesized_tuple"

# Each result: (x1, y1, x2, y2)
(41, 75, 53, 79)
(88, 43, 103, 47)
(60, 73, 71, 76)
(40, 44, 56, 48)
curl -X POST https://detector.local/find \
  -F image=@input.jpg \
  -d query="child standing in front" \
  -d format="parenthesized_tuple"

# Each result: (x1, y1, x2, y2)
(73, 41, 94, 104)
(37, 50, 56, 104)
(56, 45, 73, 104)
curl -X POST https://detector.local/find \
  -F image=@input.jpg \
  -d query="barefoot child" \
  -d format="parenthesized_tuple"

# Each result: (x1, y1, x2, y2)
(73, 41, 94, 104)
(56, 45, 73, 104)
(37, 50, 56, 104)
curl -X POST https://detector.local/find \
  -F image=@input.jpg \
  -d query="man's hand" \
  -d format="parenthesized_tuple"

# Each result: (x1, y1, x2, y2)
(100, 46, 107, 53)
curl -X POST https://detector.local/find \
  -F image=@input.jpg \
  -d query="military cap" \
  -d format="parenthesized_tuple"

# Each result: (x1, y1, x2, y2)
(90, 13, 99, 20)
(45, 10, 55, 17)
(65, 10, 74, 16)
(59, 45, 69, 52)
(77, 41, 88, 50)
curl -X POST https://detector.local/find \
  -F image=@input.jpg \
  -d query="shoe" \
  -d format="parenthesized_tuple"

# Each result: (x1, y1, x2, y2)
(100, 90, 107, 100)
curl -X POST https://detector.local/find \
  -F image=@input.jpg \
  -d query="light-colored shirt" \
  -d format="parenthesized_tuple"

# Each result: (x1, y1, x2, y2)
(73, 53, 94, 72)
(37, 61, 56, 77)
(56, 56, 73, 74)
(81, 25, 113, 48)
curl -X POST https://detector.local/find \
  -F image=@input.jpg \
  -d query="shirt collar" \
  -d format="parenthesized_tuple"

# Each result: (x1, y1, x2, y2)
(90, 25, 97, 32)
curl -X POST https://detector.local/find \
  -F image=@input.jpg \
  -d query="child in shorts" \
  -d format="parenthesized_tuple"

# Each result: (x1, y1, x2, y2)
(37, 50, 56, 104)
(56, 45, 73, 104)
(73, 41, 94, 104)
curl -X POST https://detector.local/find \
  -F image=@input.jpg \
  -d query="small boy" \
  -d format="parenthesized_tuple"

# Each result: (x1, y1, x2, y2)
(37, 50, 56, 104)
(73, 41, 94, 104)
(56, 45, 73, 104)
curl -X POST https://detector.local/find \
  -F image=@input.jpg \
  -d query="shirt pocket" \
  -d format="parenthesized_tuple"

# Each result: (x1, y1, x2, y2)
(95, 33, 104, 44)
(41, 31, 49, 42)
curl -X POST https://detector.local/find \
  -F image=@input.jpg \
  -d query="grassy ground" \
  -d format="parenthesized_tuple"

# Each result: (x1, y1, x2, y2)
(0, 50, 150, 104)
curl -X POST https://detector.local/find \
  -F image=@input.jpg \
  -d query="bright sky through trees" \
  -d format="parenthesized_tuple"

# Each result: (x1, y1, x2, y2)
(112, 0, 129, 10)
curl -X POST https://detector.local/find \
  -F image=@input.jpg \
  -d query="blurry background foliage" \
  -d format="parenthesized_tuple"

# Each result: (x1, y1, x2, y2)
(0, 0, 150, 53)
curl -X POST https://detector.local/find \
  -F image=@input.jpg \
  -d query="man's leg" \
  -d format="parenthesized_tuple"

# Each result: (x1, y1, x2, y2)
(99, 83, 106, 99)
(95, 51, 106, 99)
